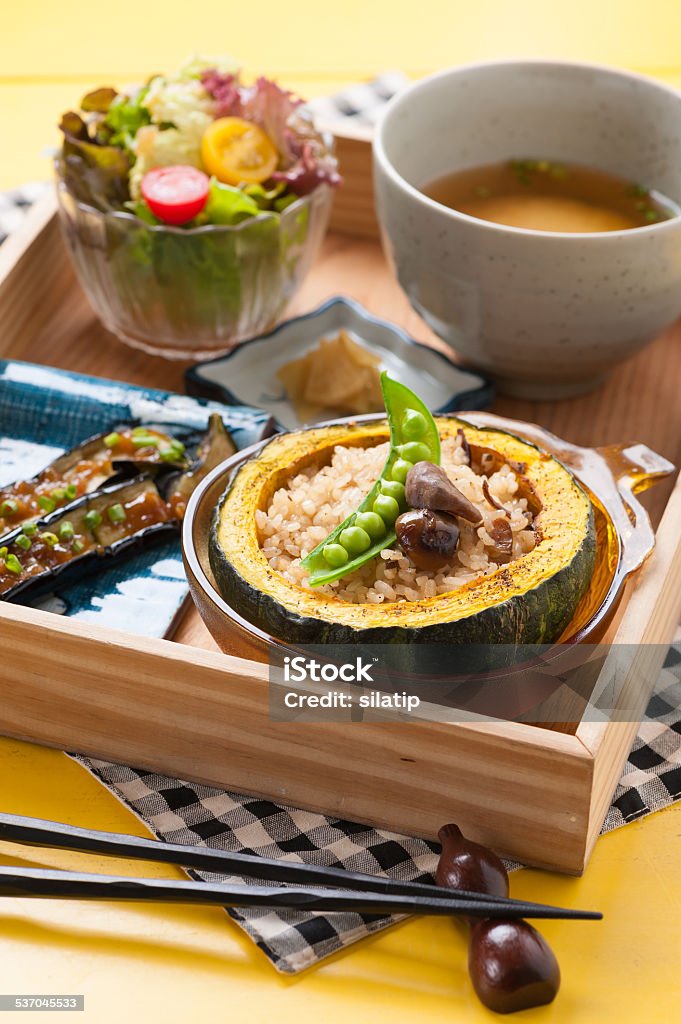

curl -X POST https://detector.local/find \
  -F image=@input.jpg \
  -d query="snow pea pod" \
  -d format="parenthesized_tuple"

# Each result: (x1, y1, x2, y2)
(302, 372, 440, 586)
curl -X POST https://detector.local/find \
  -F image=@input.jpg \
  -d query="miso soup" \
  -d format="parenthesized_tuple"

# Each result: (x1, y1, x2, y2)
(423, 159, 680, 233)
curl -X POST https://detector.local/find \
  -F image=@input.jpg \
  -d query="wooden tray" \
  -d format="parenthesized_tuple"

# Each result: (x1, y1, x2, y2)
(1, 183, 681, 875)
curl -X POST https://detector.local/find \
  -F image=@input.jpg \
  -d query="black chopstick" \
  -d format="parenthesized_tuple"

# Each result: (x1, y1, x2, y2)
(0, 812, 599, 920)
(0, 866, 601, 919)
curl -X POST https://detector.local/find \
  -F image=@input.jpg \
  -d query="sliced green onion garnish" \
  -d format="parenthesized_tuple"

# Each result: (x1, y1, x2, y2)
(38, 495, 56, 513)
(107, 503, 127, 524)
(0, 499, 19, 516)
(15, 534, 32, 551)
(72, 538, 85, 554)
(65, 483, 78, 500)
(159, 444, 183, 462)
(51, 488, 67, 501)
(132, 435, 159, 449)
(104, 432, 122, 448)
(39, 532, 59, 547)
(22, 522, 38, 536)
(0, 547, 8, 560)
(4, 554, 22, 574)
(59, 521, 75, 541)
(84, 510, 102, 529)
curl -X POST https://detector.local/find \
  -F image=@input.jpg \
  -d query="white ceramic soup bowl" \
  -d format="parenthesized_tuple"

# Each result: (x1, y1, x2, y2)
(374, 60, 681, 398)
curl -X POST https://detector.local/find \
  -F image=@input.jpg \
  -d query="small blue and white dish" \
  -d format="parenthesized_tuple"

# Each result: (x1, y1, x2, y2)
(0, 359, 271, 639)
(186, 297, 493, 431)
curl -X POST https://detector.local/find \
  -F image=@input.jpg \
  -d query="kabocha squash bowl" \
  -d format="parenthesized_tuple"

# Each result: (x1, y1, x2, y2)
(183, 412, 673, 663)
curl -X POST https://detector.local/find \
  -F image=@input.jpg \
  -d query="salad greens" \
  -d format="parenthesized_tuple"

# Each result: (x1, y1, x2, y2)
(56, 57, 340, 225)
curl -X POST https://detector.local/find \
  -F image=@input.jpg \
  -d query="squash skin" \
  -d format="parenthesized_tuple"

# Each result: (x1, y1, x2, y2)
(209, 418, 597, 646)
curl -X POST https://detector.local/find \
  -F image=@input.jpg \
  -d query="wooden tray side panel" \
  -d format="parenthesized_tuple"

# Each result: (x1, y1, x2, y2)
(578, 473, 681, 859)
(0, 601, 593, 873)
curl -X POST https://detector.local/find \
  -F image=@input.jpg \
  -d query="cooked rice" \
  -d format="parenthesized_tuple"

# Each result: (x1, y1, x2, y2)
(256, 434, 537, 604)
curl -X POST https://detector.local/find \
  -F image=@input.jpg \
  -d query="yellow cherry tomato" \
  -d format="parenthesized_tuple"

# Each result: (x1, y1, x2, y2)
(201, 117, 278, 186)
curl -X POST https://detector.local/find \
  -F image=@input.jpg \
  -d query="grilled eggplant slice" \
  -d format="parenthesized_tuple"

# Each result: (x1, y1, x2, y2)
(0, 477, 175, 600)
(164, 414, 236, 519)
(0, 414, 235, 601)
(0, 425, 189, 537)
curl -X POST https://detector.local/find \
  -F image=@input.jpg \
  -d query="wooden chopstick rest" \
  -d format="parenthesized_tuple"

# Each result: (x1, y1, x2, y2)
(437, 824, 563, 1013)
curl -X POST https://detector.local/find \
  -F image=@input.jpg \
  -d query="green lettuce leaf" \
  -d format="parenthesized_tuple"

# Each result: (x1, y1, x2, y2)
(202, 180, 262, 225)
(58, 112, 131, 209)
(105, 87, 152, 151)
(80, 87, 118, 114)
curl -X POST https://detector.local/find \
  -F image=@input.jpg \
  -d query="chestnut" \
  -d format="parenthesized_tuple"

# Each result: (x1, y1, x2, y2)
(395, 508, 459, 570)
(404, 462, 482, 524)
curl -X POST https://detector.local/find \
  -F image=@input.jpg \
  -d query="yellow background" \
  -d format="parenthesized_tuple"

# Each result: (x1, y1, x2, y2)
(4, 0, 681, 188)
(1, 2, 681, 1020)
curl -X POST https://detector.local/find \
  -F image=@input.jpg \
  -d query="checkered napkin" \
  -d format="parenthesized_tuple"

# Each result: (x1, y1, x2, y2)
(4, 75, 681, 974)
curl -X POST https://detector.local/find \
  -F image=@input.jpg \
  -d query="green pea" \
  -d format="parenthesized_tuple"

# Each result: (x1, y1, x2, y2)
(323, 543, 349, 568)
(379, 479, 405, 503)
(401, 409, 428, 440)
(397, 441, 431, 464)
(354, 511, 386, 541)
(391, 459, 414, 483)
(339, 526, 371, 556)
(373, 494, 400, 523)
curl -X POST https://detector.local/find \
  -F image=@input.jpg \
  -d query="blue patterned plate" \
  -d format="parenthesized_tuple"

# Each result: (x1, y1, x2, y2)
(0, 360, 270, 638)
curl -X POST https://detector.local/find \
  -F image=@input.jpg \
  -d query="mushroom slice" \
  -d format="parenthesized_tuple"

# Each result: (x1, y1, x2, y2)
(486, 517, 514, 563)
(482, 479, 510, 516)
(457, 427, 472, 466)
(405, 463, 482, 524)
(395, 508, 460, 571)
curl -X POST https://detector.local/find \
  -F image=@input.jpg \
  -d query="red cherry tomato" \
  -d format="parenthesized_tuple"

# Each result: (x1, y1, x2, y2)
(140, 166, 210, 225)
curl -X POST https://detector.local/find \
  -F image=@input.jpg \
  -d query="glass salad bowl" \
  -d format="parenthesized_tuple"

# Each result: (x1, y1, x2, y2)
(55, 177, 333, 360)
